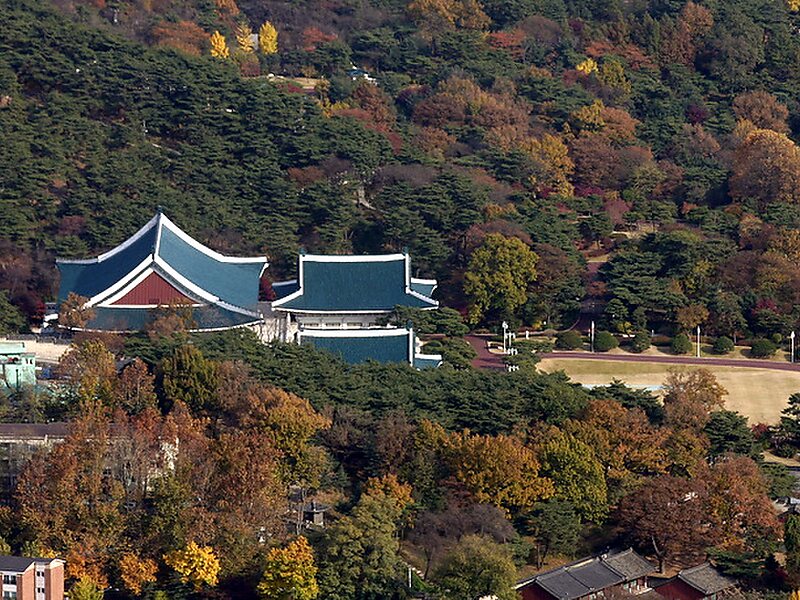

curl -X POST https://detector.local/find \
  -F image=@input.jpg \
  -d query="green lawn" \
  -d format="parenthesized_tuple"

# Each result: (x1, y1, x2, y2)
(538, 358, 800, 424)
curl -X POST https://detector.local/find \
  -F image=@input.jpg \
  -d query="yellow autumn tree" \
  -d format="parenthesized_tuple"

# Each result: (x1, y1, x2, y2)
(522, 134, 575, 196)
(571, 99, 605, 132)
(210, 31, 230, 59)
(598, 59, 631, 94)
(258, 537, 319, 600)
(119, 553, 157, 595)
(259, 21, 278, 54)
(164, 542, 220, 590)
(576, 57, 597, 74)
(789, 0, 800, 11)
(235, 21, 255, 53)
(407, 0, 489, 35)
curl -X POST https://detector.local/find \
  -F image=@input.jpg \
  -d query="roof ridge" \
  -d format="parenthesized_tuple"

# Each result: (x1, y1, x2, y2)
(156, 213, 268, 264)
(57, 213, 160, 265)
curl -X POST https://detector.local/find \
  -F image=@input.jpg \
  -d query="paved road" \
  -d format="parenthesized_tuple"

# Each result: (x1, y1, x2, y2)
(540, 351, 800, 372)
(465, 334, 800, 372)
(465, 335, 505, 370)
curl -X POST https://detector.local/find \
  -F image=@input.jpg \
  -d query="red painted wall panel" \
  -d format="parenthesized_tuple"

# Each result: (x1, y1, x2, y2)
(111, 272, 193, 306)
(519, 582, 557, 600)
(656, 579, 706, 600)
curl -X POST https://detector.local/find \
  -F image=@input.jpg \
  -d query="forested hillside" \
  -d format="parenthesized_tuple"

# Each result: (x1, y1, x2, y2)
(8, 1, 800, 596)
(5, 0, 800, 338)
(0, 0, 800, 337)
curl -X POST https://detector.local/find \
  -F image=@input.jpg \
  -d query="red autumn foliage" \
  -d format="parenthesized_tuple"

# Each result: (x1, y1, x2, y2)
(584, 40, 655, 70)
(486, 30, 526, 60)
(301, 26, 337, 51)
(288, 166, 326, 187)
(151, 20, 208, 56)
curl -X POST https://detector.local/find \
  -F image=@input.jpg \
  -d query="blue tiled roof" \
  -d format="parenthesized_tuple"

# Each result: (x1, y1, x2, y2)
(301, 329, 411, 365)
(157, 225, 264, 309)
(413, 354, 442, 369)
(410, 281, 436, 297)
(273, 255, 437, 313)
(57, 224, 157, 303)
(299, 328, 441, 368)
(272, 280, 300, 300)
(56, 213, 267, 315)
(85, 306, 260, 332)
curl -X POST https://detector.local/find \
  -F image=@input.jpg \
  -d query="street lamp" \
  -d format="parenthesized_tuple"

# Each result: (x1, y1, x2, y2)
(791, 331, 796, 364)
(590, 320, 595, 353)
(696, 325, 701, 358)
(502, 321, 509, 354)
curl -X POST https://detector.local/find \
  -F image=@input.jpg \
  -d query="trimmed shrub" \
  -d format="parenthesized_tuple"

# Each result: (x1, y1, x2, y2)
(594, 331, 619, 352)
(671, 333, 692, 355)
(630, 331, 651, 353)
(556, 330, 583, 350)
(750, 338, 777, 358)
(712, 336, 734, 355)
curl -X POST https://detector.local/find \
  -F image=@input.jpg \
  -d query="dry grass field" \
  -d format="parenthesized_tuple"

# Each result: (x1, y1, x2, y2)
(538, 358, 800, 424)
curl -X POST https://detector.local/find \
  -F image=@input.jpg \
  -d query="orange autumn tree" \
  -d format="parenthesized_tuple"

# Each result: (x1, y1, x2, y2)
(566, 399, 668, 500)
(119, 553, 157, 595)
(16, 409, 123, 587)
(522, 134, 574, 196)
(730, 128, 800, 208)
(58, 292, 94, 329)
(442, 430, 553, 514)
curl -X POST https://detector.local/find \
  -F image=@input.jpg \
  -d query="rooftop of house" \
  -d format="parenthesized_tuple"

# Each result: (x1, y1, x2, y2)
(676, 564, 736, 595)
(0, 342, 29, 355)
(0, 555, 64, 573)
(516, 549, 656, 600)
(0, 422, 70, 440)
(603, 549, 656, 582)
(271, 253, 437, 313)
(56, 211, 267, 314)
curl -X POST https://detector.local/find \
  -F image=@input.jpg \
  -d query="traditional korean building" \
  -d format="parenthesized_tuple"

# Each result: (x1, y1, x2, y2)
(655, 564, 738, 600)
(271, 251, 438, 340)
(268, 252, 442, 367)
(516, 549, 655, 600)
(54, 212, 268, 332)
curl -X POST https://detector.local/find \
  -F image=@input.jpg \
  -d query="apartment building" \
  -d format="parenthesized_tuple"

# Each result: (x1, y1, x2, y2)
(0, 556, 64, 600)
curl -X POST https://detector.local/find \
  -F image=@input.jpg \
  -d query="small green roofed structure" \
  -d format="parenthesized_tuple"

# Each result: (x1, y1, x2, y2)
(54, 211, 268, 332)
(298, 326, 442, 369)
(0, 342, 36, 390)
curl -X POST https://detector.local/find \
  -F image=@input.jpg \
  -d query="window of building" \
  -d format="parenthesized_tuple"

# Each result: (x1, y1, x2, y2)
(3, 591, 16, 600)
(37, 588, 45, 594)
(36, 571, 43, 577)
(346, 322, 361, 328)
(2, 575, 16, 585)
